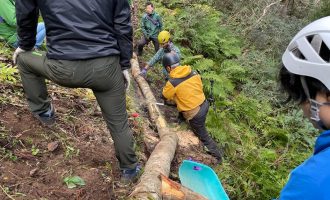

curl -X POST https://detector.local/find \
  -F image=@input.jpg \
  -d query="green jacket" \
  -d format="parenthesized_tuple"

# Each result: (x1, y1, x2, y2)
(141, 11, 162, 39)
(0, 0, 17, 45)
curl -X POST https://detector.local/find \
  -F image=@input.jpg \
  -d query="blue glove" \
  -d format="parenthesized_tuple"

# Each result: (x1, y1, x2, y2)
(140, 68, 148, 77)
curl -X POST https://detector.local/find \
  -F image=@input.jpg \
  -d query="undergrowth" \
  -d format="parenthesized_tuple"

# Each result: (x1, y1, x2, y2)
(137, 1, 319, 199)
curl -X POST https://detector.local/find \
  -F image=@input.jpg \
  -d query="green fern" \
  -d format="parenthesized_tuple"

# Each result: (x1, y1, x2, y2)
(0, 63, 18, 84)
(220, 60, 248, 83)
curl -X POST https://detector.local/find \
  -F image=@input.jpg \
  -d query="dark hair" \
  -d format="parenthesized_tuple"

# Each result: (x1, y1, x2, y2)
(145, 2, 153, 7)
(279, 64, 330, 104)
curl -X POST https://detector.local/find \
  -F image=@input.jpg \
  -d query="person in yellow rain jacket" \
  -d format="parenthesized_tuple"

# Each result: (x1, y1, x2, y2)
(162, 52, 223, 163)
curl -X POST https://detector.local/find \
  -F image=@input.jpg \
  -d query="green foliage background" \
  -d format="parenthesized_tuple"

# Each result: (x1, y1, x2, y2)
(137, 0, 325, 199)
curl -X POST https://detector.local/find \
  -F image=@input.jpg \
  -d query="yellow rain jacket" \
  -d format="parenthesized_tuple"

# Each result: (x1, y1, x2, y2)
(162, 65, 205, 119)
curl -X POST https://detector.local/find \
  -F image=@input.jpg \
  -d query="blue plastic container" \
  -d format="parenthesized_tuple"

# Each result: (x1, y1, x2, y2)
(179, 160, 230, 200)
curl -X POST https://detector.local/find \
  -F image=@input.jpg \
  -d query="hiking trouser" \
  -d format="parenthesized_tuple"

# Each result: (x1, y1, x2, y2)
(16, 51, 138, 169)
(137, 36, 159, 55)
(188, 100, 222, 159)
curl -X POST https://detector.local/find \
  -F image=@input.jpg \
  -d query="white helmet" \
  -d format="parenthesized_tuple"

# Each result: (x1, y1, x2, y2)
(282, 16, 330, 90)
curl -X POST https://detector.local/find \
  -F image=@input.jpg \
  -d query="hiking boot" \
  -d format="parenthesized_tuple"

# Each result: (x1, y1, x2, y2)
(204, 145, 223, 164)
(34, 104, 55, 126)
(120, 165, 141, 185)
(177, 112, 185, 124)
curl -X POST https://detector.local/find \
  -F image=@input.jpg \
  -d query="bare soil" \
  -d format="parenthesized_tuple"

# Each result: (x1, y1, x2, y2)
(0, 86, 132, 200)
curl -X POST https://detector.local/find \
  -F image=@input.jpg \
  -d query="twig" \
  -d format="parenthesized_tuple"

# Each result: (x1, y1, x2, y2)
(243, 0, 281, 33)
(0, 184, 16, 200)
(254, 0, 281, 26)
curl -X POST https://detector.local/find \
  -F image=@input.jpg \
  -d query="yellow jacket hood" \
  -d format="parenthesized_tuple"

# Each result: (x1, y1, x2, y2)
(169, 65, 192, 79)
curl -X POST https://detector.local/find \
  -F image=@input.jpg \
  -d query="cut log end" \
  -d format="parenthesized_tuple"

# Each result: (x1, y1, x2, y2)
(160, 174, 208, 200)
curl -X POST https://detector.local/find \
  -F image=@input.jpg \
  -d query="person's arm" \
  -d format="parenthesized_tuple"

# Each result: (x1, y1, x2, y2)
(173, 45, 181, 58)
(147, 48, 164, 67)
(0, 0, 16, 27)
(114, 0, 133, 70)
(141, 15, 148, 38)
(162, 81, 176, 101)
(15, 0, 38, 50)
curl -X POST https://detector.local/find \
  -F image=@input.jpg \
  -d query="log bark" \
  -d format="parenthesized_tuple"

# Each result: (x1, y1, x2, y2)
(129, 54, 179, 199)
(160, 174, 208, 200)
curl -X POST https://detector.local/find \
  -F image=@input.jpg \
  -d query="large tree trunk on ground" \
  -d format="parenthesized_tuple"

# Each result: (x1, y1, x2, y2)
(129, 54, 179, 199)
(160, 174, 208, 200)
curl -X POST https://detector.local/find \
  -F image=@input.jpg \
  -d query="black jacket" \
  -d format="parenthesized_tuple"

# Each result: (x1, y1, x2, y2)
(16, 0, 132, 69)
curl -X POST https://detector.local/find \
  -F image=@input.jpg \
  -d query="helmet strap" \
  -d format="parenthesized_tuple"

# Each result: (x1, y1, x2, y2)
(300, 76, 311, 99)
(301, 76, 330, 130)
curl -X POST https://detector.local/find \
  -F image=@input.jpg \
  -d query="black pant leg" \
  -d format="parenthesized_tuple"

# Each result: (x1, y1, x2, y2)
(137, 36, 149, 56)
(151, 37, 160, 52)
(189, 101, 223, 160)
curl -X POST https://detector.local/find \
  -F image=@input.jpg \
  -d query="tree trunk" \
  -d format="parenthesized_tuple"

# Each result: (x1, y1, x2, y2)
(160, 174, 208, 200)
(129, 54, 179, 199)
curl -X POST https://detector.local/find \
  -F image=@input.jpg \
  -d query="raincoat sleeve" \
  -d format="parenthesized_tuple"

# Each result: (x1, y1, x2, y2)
(162, 81, 176, 101)
(114, 0, 133, 70)
(173, 45, 181, 57)
(0, 0, 16, 27)
(147, 48, 164, 67)
(16, 0, 38, 50)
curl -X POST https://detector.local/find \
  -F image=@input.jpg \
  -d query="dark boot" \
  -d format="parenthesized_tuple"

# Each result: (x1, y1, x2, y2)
(205, 140, 223, 164)
(120, 164, 141, 185)
(34, 104, 55, 126)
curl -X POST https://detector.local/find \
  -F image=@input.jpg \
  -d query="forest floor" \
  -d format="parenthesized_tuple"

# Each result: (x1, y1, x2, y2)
(0, 51, 219, 199)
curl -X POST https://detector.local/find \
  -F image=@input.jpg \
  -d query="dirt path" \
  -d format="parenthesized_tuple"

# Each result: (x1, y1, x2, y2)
(0, 85, 137, 199)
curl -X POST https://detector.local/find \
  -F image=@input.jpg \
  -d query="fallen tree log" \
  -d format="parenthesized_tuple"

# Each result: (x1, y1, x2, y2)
(160, 174, 208, 200)
(129, 53, 179, 199)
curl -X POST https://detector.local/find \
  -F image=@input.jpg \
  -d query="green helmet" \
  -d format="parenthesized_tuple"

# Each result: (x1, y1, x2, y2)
(162, 53, 180, 68)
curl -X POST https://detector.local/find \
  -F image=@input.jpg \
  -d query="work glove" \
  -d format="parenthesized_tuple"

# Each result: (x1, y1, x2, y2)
(140, 68, 148, 77)
(13, 47, 26, 65)
(122, 69, 130, 91)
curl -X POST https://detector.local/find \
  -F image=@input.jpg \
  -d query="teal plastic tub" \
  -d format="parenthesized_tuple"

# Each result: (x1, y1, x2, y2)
(179, 160, 230, 200)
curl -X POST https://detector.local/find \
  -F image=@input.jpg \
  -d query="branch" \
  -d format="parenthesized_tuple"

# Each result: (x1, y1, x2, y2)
(254, 0, 281, 27)
(0, 185, 16, 200)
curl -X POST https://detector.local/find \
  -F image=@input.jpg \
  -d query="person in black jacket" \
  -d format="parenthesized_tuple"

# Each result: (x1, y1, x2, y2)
(13, 0, 139, 183)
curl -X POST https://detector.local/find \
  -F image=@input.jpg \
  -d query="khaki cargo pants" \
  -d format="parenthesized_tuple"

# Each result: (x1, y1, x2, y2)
(17, 51, 137, 170)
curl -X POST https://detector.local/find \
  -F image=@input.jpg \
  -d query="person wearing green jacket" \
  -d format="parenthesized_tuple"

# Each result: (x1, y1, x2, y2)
(0, 0, 45, 48)
(137, 2, 162, 56)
